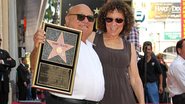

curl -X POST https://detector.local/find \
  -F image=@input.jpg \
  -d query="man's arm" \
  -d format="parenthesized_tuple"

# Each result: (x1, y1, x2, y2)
(158, 74, 163, 94)
(30, 48, 39, 73)
(155, 58, 163, 93)
(30, 29, 45, 73)
(0, 50, 16, 68)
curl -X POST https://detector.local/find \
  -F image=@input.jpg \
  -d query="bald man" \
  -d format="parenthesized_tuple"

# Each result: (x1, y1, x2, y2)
(30, 4, 104, 104)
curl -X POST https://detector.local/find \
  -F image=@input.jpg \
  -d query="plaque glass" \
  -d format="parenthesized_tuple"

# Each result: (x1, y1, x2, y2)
(32, 23, 82, 95)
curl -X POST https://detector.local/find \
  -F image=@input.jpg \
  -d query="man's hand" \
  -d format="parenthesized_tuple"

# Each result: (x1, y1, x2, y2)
(159, 85, 163, 94)
(24, 82, 27, 87)
(7, 58, 12, 60)
(33, 29, 46, 48)
(30, 29, 46, 73)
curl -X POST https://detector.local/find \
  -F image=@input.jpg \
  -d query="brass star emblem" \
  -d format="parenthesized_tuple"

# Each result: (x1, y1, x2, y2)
(94, 7, 99, 14)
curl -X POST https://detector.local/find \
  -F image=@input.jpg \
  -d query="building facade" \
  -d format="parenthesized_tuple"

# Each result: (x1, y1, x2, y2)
(133, 0, 181, 54)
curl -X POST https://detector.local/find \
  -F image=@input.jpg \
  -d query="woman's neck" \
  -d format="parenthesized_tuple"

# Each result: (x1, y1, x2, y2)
(103, 33, 120, 40)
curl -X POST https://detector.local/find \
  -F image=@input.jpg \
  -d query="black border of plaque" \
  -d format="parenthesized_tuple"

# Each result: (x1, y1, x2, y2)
(32, 23, 82, 95)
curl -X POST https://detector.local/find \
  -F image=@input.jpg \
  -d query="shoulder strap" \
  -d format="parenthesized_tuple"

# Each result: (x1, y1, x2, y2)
(93, 31, 102, 48)
(124, 39, 131, 65)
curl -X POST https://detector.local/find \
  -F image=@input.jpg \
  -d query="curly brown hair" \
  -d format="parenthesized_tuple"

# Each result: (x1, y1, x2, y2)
(98, 0, 134, 36)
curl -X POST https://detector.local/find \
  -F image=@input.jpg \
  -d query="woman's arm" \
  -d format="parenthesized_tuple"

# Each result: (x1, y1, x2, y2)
(129, 43, 145, 104)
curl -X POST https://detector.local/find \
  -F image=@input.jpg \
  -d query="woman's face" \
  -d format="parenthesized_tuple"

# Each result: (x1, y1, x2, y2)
(105, 9, 124, 36)
(157, 57, 163, 63)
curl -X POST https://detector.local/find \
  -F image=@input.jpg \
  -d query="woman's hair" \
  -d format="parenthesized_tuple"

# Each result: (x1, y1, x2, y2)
(156, 53, 163, 59)
(98, 0, 134, 36)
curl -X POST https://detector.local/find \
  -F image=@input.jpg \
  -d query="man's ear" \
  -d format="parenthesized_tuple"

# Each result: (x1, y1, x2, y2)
(177, 48, 181, 54)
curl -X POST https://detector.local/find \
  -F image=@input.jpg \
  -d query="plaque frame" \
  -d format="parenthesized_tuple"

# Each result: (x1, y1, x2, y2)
(32, 23, 82, 95)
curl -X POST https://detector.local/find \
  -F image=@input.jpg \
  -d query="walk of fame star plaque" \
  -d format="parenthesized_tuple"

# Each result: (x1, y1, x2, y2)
(32, 23, 82, 95)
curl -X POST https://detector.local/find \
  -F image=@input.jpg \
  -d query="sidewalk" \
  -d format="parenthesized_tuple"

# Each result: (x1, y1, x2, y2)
(12, 100, 45, 104)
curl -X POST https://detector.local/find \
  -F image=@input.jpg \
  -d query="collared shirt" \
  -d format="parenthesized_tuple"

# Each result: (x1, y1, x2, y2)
(126, 27, 140, 52)
(51, 40, 105, 101)
(167, 55, 185, 97)
(137, 56, 162, 84)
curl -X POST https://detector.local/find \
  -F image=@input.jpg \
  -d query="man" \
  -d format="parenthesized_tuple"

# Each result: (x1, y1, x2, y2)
(0, 38, 16, 104)
(126, 27, 140, 53)
(30, 4, 104, 104)
(167, 39, 185, 104)
(16, 57, 30, 100)
(137, 41, 163, 103)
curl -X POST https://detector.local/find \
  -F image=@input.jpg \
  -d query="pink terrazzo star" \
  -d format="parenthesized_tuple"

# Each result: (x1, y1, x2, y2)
(46, 32, 74, 63)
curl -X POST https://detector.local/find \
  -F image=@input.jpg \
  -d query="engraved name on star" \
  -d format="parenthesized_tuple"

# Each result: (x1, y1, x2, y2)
(46, 32, 74, 63)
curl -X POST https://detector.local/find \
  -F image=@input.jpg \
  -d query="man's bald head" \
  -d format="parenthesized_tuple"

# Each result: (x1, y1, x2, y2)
(65, 4, 95, 43)
(67, 4, 93, 15)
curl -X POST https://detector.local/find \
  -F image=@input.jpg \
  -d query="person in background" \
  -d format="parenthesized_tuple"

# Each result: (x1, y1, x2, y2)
(137, 41, 163, 104)
(156, 53, 169, 103)
(16, 57, 30, 100)
(167, 39, 185, 104)
(0, 38, 16, 104)
(30, 4, 104, 104)
(26, 68, 32, 100)
(126, 27, 140, 53)
(90, 1, 144, 104)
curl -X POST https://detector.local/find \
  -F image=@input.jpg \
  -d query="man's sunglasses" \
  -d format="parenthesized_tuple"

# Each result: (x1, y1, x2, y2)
(69, 14, 95, 22)
(105, 17, 124, 24)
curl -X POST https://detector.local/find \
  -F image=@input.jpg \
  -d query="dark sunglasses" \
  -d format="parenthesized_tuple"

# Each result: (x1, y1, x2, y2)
(105, 17, 124, 24)
(69, 14, 95, 22)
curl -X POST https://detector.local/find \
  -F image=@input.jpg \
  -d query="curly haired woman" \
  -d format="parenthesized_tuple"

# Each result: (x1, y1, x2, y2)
(91, 1, 145, 104)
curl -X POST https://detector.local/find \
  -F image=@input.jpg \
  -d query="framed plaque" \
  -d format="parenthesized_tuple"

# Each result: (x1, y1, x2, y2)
(32, 23, 82, 95)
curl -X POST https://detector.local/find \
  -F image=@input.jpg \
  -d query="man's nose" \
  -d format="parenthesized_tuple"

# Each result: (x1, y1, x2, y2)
(83, 17, 89, 22)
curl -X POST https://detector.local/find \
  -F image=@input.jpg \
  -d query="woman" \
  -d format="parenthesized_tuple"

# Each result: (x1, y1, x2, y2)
(92, 1, 144, 104)
(156, 53, 169, 103)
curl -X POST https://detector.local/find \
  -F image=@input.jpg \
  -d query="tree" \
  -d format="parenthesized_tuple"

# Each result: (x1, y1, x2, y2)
(44, 0, 60, 24)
